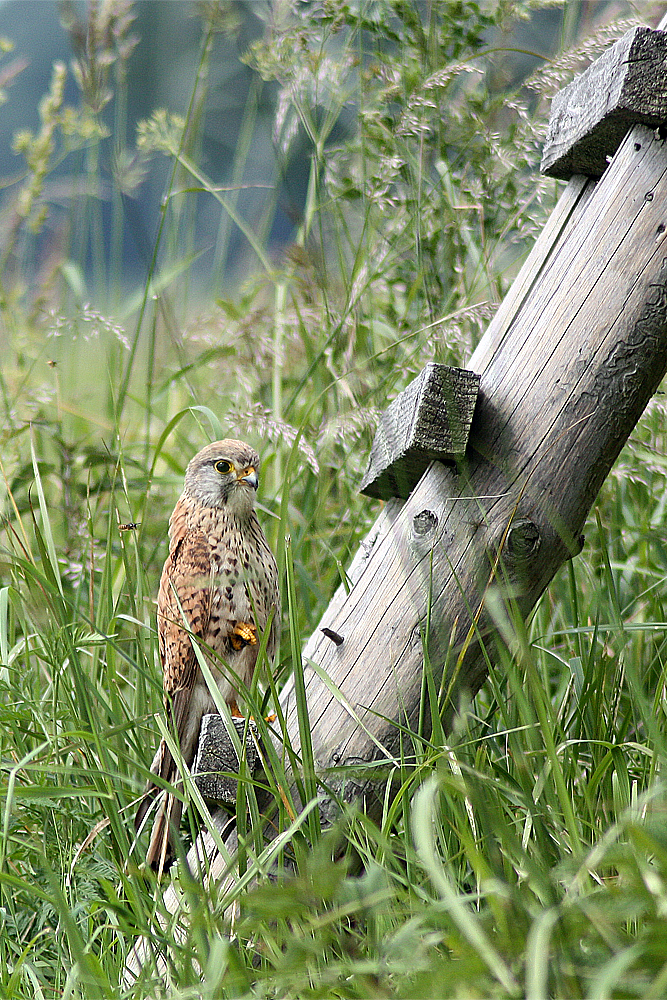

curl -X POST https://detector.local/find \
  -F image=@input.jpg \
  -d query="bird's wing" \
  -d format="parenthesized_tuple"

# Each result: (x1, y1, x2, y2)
(157, 526, 214, 754)
(246, 515, 281, 660)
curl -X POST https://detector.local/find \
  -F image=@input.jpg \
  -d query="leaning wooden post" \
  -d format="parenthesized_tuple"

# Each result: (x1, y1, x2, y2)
(126, 14, 667, 981)
(270, 18, 667, 821)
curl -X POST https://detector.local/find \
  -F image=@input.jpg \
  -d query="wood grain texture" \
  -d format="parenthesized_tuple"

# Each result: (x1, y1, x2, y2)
(541, 26, 667, 179)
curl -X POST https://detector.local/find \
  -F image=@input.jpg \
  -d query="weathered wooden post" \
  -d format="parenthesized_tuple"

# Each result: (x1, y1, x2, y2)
(269, 15, 667, 824)
(127, 13, 667, 981)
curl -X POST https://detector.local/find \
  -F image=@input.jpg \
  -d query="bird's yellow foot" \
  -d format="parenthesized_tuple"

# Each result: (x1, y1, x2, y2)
(228, 701, 273, 722)
(230, 621, 257, 650)
(228, 700, 275, 723)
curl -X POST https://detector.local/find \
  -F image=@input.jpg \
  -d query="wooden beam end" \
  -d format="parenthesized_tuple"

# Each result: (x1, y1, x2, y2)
(541, 26, 667, 180)
(359, 363, 479, 501)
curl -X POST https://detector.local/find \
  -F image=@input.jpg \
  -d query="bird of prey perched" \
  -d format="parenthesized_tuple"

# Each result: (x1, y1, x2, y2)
(135, 439, 280, 873)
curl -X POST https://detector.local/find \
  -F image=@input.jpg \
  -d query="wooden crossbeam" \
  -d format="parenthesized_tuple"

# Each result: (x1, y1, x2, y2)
(358, 363, 479, 501)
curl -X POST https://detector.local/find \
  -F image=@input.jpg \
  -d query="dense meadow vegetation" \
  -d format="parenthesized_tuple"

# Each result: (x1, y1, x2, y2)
(1, 1, 667, 996)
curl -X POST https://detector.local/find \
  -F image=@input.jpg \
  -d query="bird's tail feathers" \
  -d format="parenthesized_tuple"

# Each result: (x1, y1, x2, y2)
(145, 788, 182, 875)
(134, 781, 158, 833)
(135, 739, 182, 874)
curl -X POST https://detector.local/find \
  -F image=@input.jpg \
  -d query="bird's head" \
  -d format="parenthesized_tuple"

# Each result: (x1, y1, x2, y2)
(183, 439, 261, 515)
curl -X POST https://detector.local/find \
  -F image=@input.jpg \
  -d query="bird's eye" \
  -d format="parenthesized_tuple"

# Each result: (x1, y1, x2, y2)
(214, 459, 233, 475)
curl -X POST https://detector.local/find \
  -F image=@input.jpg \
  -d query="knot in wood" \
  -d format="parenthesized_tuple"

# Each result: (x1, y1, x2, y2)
(409, 623, 424, 648)
(412, 509, 438, 536)
(507, 518, 541, 563)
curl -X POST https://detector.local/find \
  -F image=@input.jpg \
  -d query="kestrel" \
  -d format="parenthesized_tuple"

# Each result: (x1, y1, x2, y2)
(135, 439, 280, 873)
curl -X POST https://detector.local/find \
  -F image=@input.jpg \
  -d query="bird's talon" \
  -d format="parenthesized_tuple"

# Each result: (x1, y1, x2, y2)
(230, 621, 258, 650)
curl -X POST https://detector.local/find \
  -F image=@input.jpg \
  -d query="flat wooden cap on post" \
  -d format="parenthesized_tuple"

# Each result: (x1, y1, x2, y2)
(192, 715, 261, 804)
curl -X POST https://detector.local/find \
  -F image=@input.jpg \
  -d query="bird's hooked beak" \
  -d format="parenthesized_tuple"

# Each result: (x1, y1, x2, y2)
(238, 466, 259, 490)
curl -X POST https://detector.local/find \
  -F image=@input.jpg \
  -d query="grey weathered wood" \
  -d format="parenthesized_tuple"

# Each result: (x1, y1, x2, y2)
(126, 15, 667, 982)
(279, 121, 667, 812)
(181, 119, 667, 866)
(541, 26, 667, 179)
(359, 363, 480, 500)
(192, 715, 261, 803)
